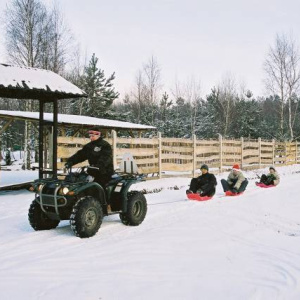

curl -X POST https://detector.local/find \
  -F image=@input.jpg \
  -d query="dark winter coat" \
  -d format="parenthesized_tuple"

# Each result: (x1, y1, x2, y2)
(260, 172, 280, 186)
(190, 173, 217, 196)
(67, 137, 114, 180)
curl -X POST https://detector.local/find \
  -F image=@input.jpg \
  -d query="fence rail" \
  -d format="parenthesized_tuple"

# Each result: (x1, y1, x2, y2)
(56, 132, 300, 178)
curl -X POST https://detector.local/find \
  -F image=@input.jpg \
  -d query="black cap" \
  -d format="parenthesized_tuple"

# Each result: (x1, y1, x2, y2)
(200, 164, 209, 171)
(269, 166, 275, 171)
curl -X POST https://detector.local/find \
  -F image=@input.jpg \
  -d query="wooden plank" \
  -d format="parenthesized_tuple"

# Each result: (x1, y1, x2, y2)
(58, 136, 90, 145)
(196, 140, 219, 146)
(138, 166, 159, 173)
(117, 137, 158, 145)
(162, 145, 193, 153)
(242, 149, 259, 156)
(135, 158, 158, 164)
(222, 146, 242, 153)
(222, 140, 242, 146)
(116, 148, 157, 156)
(195, 146, 219, 154)
(162, 163, 193, 172)
(162, 137, 193, 144)
(58, 147, 82, 158)
(196, 154, 220, 161)
(161, 154, 193, 160)
(243, 158, 259, 164)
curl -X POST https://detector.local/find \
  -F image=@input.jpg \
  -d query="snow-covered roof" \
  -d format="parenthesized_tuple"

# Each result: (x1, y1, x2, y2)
(0, 110, 156, 131)
(0, 64, 86, 100)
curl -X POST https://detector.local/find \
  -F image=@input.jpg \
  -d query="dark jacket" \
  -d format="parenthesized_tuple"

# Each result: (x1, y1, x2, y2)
(191, 173, 217, 196)
(67, 137, 114, 179)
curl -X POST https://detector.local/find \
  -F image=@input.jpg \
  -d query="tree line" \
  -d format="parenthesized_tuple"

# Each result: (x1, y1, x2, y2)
(1, 0, 300, 168)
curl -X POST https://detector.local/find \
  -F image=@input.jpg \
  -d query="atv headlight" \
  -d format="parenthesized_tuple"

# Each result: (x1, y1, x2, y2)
(62, 187, 69, 195)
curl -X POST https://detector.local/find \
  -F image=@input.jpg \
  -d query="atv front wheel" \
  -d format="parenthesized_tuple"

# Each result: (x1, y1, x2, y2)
(28, 199, 60, 230)
(120, 191, 147, 226)
(70, 196, 103, 238)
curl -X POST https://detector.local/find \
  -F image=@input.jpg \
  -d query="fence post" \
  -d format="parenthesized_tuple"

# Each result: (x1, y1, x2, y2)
(193, 134, 197, 178)
(272, 139, 275, 166)
(0, 119, 14, 170)
(112, 130, 117, 169)
(258, 137, 261, 169)
(158, 132, 162, 179)
(48, 127, 53, 170)
(240, 137, 244, 169)
(285, 141, 288, 165)
(296, 140, 298, 164)
(219, 134, 223, 173)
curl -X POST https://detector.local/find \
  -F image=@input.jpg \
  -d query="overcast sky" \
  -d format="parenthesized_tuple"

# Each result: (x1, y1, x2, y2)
(1, 0, 300, 99)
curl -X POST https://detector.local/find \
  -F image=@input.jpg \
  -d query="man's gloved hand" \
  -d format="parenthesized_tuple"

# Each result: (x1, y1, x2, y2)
(87, 166, 100, 178)
(64, 161, 72, 169)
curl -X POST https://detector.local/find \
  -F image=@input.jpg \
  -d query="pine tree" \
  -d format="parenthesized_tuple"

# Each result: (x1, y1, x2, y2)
(72, 53, 119, 117)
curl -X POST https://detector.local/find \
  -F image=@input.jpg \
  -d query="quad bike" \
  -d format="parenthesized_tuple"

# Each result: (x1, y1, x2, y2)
(28, 165, 147, 238)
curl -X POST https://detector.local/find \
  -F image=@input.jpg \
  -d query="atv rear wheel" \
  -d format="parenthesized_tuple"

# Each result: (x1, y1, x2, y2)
(120, 191, 147, 226)
(70, 196, 103, 238)
(28, 199, 60, 230)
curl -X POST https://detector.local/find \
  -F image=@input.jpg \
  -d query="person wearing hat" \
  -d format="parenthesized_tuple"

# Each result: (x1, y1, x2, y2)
(65, 127, 114, 187)
(186, 164, 217, 197)
(258, 166, 280, 186)
(221, 163, 248, 194)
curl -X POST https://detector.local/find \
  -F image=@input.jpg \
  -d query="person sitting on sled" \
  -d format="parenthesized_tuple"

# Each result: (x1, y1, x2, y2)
(186, 164, 217, 197)
(221, 164, 248, 194)
(258, 166, 280, 186)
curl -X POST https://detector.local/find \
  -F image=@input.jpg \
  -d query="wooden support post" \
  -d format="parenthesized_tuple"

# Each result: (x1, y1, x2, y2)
(296, 141, 298, 164)
(192, 134, 197, 178)
(112, 130, 117, 170)
(48, 127, 53, 171)
(158, 132, 162, 179)
(0, 119, 13, 170)
(272, 139, 275, 166)
(258, 137, 261, 169)
(240, 137, 244, 169)
(43, 128, 48, 170)
(285, 141, 288, 165)
(219, 134, 223, 173)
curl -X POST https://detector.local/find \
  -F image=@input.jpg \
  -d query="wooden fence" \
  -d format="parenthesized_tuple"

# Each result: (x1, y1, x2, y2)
(56, 132, 300, 178)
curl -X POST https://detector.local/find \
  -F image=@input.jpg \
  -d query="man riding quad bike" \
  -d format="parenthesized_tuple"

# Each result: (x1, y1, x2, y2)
(28, 128, 147, 238)
(28, 166, 147, 238)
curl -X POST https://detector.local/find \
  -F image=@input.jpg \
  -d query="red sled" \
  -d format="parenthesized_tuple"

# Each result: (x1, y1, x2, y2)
(255, 182, 275, 188)
(187, 193, 213, 201)
(225, 190, 244, 196)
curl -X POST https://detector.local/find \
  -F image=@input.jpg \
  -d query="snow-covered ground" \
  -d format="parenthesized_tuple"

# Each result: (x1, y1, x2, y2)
(0, 166, 300, 300)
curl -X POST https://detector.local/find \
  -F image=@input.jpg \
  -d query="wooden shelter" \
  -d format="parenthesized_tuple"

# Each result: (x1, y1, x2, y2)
(0, 63, 156, 176)
(0, 63, 86, 178)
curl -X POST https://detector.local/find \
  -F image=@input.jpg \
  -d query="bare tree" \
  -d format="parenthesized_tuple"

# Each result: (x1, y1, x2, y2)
(143, 56, 162, 105)
(64, 43, 86, 115)
(4, 0, 47, 168)
(264, 33, 300, 140)
(4, 0, 73, 168)
(264, 34, 289, 138)
(126, 56, 162, 124)
(172, 76, 202, 134)
(283, 35, 300, 140)
(217, 73, 237, 136)
(4, 0, 48, 67)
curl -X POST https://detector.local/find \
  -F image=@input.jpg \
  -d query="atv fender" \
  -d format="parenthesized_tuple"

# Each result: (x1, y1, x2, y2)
(72, 182, 107, 205)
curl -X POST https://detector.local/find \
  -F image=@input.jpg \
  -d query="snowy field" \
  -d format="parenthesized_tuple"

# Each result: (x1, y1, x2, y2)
(0, 166, 300, 300)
